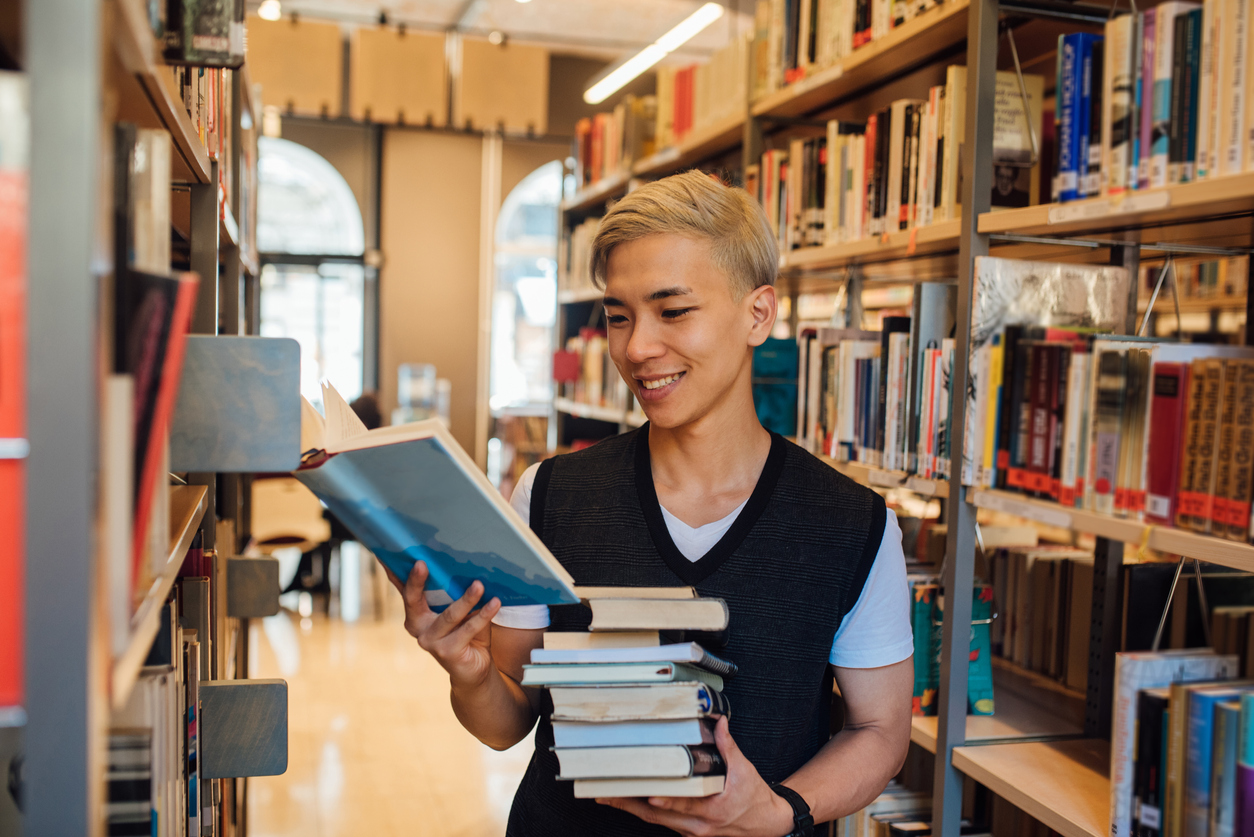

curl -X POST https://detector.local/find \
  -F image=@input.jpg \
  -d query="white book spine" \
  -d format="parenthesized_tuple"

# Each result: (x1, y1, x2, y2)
(884, 337, 901, 471)
(1105, 15, 1135, 194)
(1196, 0, 1216, 178)
(1151, 4, 1185, 188)
(895, 334, 910, 470)
(1060, 353, 1089, 507)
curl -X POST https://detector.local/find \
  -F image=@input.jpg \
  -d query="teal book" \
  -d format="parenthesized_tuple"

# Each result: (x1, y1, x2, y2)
(1185, 686, 1254, 835)
(1210, 700, 1241, 837)
(968, 584, 995, 715)
(293, 385, 579, 611)
(910, 580, 939, 716)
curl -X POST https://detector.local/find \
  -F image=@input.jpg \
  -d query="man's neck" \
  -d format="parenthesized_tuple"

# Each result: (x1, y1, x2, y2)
(646, 380, 772, 512)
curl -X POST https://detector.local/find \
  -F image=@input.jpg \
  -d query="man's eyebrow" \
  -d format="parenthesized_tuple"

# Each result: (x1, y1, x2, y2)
(603, 296, 624, 307)
(646, 286, 692, 301)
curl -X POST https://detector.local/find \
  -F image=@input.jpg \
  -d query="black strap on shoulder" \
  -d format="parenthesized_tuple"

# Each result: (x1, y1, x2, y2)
(842, 491, 887, 620)
(529, 457, 556, 541)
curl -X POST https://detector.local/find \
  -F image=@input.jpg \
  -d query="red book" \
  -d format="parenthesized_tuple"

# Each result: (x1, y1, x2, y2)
(1146, 362, 1189, 524)
(0, 134, 26, 710)
(863, 114, 877, 233)
(130, 273, 199, 586)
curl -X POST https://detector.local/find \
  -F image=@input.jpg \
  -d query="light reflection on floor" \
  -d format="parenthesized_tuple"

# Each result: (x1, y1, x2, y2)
(247, 571, 532, 837)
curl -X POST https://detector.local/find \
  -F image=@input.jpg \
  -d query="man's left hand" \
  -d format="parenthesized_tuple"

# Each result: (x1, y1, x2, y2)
(597, 715, 799, 837)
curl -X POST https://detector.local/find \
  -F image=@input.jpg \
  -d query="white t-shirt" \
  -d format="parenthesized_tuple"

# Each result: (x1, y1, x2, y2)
(494, 462, 914, 669)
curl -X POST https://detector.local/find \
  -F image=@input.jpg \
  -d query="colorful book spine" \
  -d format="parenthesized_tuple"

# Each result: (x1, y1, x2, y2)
(1146, 363, 1190, 525)
(1236, 693, 1254, 836)
(1058, 34, 1084, 202)
(1139, 8, 1158, 188)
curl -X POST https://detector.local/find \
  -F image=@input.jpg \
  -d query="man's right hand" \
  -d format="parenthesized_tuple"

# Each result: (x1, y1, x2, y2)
(384, 560, 503, 692)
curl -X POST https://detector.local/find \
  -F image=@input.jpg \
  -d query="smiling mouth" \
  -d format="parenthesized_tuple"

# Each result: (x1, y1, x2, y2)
(639, 372, 685, 390)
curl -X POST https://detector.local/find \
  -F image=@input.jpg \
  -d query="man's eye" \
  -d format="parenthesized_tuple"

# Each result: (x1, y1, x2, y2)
(606, 314, 628, 325)
(662, 308, 693, 319)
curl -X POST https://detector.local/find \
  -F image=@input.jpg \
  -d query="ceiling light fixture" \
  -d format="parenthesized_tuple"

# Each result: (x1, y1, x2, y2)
(515, 0, 533, 4)
(257, 0, 282, 20)
(584, 2, 724, 105)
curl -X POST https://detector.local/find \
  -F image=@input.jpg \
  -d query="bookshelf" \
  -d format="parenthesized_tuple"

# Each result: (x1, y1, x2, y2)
(25, 0, 270, 833)
(554, 1, 1254, 832)
(632, 110, 745, 179)
(951, 738, 1110, 837)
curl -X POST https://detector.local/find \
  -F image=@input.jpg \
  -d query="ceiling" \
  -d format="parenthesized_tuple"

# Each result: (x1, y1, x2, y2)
(246, 0, 754, 61)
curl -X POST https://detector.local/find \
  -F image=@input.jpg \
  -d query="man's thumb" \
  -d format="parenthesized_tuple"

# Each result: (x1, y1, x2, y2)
(714, 715, 742, 762)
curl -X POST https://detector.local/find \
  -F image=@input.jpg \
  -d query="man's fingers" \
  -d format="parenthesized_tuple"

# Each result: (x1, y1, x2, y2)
(428, 580, 485, 639)
(445, 597, 501, 647)
(595, 797, 709, 834)
(713, 715, 744, 764)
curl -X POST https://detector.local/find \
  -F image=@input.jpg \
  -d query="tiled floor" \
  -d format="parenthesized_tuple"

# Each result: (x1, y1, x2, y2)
(246, 569, 532, 837)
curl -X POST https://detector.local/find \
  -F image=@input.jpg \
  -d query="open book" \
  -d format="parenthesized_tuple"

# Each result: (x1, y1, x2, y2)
(293, 383, 579, 611)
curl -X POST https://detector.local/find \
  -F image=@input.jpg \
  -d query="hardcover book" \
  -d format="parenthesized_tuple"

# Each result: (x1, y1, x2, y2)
(293, 384, 579, 611)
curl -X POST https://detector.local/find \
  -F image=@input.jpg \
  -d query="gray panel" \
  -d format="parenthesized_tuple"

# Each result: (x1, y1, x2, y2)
(170, 336, 302, 472)
(227, 557, 281, 619)
(199, 680, 288, 778)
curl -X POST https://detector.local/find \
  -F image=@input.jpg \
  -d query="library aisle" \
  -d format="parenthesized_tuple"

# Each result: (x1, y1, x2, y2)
(246, 585, 530, 837)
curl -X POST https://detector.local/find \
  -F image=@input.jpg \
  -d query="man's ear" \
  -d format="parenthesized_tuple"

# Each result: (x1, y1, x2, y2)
(745, 284, 777, 348)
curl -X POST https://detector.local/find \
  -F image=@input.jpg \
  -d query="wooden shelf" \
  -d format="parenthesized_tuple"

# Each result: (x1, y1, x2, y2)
(751, 0, 970, 119)
(910, 685, 1083, 754)
(971, 488, 1254, 572)
(553, 396, 631, 424)
(558, 287, 603, 304)
(780, 221, 962, 288)
(1138, 294, 1249, 314)
(111, 484, 208, 711)
(978, 172, 1254, 239)
(109, 0, 212, 184)
(953, 738, 1109, 837)
(818, 454, 950, 498)
(560, 170, 632, 215)
(633, 112, 745, 179)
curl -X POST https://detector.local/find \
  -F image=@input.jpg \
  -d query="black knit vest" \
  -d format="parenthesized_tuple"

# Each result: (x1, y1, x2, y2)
(505, 426, 886, 836)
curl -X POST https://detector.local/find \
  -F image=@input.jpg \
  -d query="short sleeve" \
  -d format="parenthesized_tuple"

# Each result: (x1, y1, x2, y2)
(493, 463, 551, 630)
(829, 508, 914, 668)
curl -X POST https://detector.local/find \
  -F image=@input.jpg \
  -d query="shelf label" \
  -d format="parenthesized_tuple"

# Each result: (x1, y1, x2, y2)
(1048, 200, 1112, 225)
(905, 476, 938, 496)
(972, 490, 1073, 528)
(1118, 190, 1171, 214)
(868, 469, 905, 488)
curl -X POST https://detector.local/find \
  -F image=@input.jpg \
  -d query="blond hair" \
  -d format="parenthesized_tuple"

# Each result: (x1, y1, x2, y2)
(589, 170, 778, 298)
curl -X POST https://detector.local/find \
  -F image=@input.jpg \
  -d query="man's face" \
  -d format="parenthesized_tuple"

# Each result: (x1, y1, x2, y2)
(602, 233, 774, 430)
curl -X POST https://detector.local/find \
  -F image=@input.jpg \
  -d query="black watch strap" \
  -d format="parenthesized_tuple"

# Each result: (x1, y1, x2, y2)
(769, 782, 814, 837)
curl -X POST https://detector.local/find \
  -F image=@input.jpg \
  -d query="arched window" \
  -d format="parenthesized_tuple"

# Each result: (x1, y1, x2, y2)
(257, 137, 367, 406)
(489, 160, 562, 412)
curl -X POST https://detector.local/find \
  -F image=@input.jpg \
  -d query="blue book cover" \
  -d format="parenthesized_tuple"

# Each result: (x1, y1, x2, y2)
(1057, 33, 1089, 202)
(294, 409, 579, 611)
(1076, 34, 1102, 200)
(1187, 686, 1254, 835)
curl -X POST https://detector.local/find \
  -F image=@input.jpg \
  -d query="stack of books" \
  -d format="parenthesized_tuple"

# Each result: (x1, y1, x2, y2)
(522, 586, 737, 799)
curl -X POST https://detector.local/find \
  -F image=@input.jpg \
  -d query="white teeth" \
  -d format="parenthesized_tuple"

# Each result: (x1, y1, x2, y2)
(641, 374, 681, 390)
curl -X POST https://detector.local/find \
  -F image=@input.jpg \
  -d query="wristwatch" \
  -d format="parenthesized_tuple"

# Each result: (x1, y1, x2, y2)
(769, 783, 814, 837)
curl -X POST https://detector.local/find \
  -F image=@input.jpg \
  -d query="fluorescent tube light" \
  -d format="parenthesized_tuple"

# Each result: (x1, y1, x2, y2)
(583, 2, 725, 105)
(258, 0, 282, 20)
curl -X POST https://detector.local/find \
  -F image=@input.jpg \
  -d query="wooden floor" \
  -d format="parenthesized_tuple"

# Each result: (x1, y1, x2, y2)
(247, 580, 532, 837)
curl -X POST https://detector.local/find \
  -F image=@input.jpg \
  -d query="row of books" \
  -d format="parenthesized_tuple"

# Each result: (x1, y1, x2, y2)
(656, 34, 749, 151)
(522, 588, 734, 798)
(570, 34, 750, 194)
(748, 66, 1043, 254)
(558, 215, 600, 296)
(749, 0, 942, 101)
(1056, 2, 1254, 204)
(795, 282, 957, 478)
(1142, 256, 1252, 302)
(109, 589, 208, 836)
(573, 96, 657, 191)
(553, 327, 631, 414)
(1109, 650, 1254, 837)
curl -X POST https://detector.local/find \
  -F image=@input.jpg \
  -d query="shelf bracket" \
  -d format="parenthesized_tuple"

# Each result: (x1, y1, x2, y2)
(1085, 536, 1123, 738)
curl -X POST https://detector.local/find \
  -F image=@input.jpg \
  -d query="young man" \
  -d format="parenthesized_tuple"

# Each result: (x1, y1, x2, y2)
(390, 171, 913, 836)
